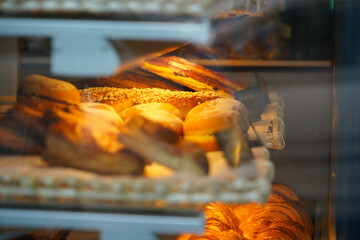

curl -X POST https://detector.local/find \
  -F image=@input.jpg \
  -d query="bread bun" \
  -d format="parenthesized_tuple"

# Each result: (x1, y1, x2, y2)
(120, 102, 181, 119)
(17, 75, 81, 106)
(183, 98, 248, 152)
(80, 102, 123, 127)
(183, 134, 218, 152)
(121, 103, 183, 135)
(124, 115, 180, 144)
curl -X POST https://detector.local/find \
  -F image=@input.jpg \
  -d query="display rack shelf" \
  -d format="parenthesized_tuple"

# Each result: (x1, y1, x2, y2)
(0, 17, 211, 76)
(0, 208, 204, 240)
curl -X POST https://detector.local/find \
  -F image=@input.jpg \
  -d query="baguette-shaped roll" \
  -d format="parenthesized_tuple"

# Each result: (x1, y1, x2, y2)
(141, 56, 248, 96)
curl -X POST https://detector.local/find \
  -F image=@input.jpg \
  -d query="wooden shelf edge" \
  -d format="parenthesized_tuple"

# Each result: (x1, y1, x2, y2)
(188, 59, 333, 68)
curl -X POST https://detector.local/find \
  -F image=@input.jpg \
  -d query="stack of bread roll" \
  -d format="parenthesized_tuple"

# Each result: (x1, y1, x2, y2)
(2, 73, 249, 176)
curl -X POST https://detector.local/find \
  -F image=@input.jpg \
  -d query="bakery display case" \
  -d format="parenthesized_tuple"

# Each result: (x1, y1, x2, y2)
(0, 0, 359, 239)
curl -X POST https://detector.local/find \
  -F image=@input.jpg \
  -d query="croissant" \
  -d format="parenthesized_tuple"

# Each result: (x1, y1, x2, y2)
(178, 184, 313, 240)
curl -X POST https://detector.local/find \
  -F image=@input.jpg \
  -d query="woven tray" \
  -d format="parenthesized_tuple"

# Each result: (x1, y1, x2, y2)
(0, 146, 273, 210)
(0, 0, 264, 17)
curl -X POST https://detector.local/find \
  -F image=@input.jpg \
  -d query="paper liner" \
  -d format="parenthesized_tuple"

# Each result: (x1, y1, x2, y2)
(248, 93, 286, 150)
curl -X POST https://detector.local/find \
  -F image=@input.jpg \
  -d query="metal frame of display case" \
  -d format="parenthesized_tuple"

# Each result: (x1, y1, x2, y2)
(0, 17, 211, 76)
(0, 207, 204, 240)
(0, 15, 210, 240)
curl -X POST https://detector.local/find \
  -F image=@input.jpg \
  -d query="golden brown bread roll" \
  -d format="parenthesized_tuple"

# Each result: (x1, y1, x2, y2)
(120, 102, 182, 119)
(119, 116, 209, 175)
(17, 75, 81, 106)
(183, 98, 248, 152)
(121, 103, 183, 136)
(123, 114, 180, 144)
(183, 135, 218, 153)
(80, 102, 123, 127)
(44, 132, 144, 175)
(44, 106, 122, 153)
(184, 98, 248, 135)
(42, 106, 145, 175)
(80, 87, 226, 118)
(16, 75, 81, 120)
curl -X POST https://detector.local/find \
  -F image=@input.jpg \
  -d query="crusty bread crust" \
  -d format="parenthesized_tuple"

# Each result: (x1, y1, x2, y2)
(142, 56, 237, 96)
(80, 87, 227, 118)
(43, 106, 145, 175)
(18, 75, 81, 106)
(43, 132, 144, 175)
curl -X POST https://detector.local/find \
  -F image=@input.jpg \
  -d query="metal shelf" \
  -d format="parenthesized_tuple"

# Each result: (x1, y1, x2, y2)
(0, 17, 211, 76)
(0, 17, 211, 42)
(187, 59, 333, 68)
(0, 208, 204, 240)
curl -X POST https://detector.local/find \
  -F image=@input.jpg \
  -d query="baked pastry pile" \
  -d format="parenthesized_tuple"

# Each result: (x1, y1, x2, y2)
(178, 184, 314, 240)
(0, 68, 251, 176)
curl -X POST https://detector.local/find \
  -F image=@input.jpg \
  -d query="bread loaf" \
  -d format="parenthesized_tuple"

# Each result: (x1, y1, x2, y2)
(141, 56, 240, 96)
(80, 87, 226, 118)
(42, 106, 145, 175)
